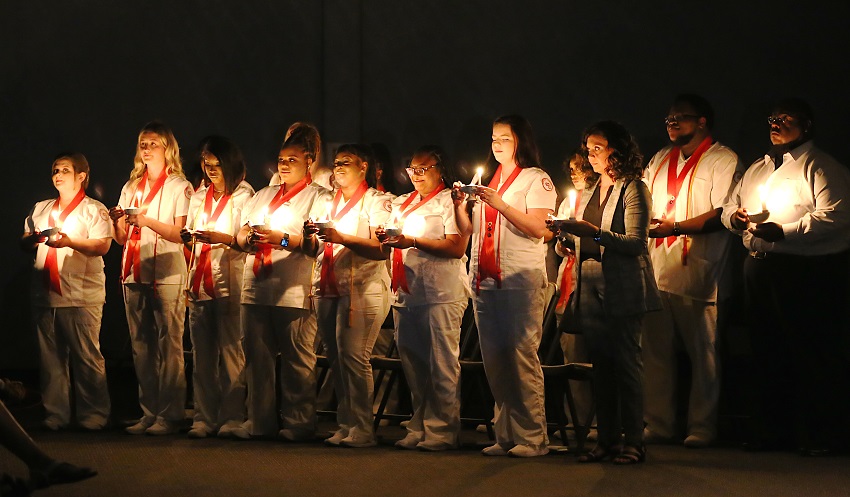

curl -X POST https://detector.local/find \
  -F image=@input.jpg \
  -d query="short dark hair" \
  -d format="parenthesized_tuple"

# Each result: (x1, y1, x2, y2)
(490, 114, 541, 169)
(772, 97, 815, 138)
(673, 93, 715, 130)
(200, 135, 246, 195)
(411, 145, 456, 188)
(335, 143, 378, 189)
(581, 121, 644, 182)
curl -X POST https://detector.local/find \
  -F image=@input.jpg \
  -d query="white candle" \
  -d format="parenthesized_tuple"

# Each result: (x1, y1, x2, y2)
(758, 184, 768, 212)
(199, 213, 208, 231)
(472, 166, 484, 186)
(135, 191, 142, 207)
(567, 189, 577, 219)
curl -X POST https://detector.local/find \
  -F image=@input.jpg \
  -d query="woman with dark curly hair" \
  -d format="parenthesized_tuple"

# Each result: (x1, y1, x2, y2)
(549, 121, 661, 464)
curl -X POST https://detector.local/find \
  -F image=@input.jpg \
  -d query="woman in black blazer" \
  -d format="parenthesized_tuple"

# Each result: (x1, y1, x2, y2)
(550, 121, 661, 465)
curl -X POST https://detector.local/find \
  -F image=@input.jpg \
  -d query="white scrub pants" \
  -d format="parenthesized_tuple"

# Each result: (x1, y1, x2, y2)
(474, 288, 548, 449)
(123, 283, 187, 424)
(642, 291, 719, 440)
(315, 283, 390, 441)
(188, 295, 246, 430)
(394, 299, 466, 445)
(241, 304, 317, 436)
(34, 305, 110, 427)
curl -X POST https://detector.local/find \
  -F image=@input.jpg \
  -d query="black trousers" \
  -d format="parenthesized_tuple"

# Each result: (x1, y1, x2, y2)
(743, 250, 850, 449)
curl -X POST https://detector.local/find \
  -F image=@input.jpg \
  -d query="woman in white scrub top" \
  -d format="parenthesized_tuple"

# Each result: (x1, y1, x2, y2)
(110, 121, 194, 436)
(231, 123, 331, 441)
(22, 152, 112, 431)
(376, 146, 470, 451)
(303, 144, 393, 448)
(180, 136, 254, 438)
(453, 115, 556, 457)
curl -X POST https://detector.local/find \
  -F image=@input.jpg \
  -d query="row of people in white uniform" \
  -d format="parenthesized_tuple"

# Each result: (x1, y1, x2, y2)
(27, 102, 845, 459)
(21, 117, 559, 458)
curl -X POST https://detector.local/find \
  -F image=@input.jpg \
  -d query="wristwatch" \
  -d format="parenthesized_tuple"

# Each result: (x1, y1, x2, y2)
(280, 232, 290, 248)
(672, 222, 682, 236)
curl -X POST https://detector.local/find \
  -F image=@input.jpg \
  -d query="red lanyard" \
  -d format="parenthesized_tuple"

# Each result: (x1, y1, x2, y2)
(121, 171, 168, 282)
(43, 188, 86, 295)
(319, 181, 370, 296)
(252, 174, 312, 278)
(190, 187, 232, 298)
(391, 186, 445, 294)
(476, 165, 522, 294)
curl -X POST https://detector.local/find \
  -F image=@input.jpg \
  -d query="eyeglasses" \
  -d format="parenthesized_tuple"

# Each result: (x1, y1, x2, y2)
(664, 114, 700, 126)
(767, 115, 795, 126)
(405, 165, 438, 176)
(332, 160, 358, 168)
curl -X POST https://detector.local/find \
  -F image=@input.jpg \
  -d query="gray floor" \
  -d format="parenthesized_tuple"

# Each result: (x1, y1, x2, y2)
(3, 419, 849, 497)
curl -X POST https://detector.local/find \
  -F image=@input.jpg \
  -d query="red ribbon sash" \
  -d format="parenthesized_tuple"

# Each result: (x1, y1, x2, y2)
(654, 136, 713, 264)
(121, 172, 168, 283)
(252, 174, 312, 278)
(319, 181, 370, 296)
(43, 188, 87, 295)
(555, 254, 576, 313)
(190, 187, 232, 298)
(476, 165, 523, 294)
(391, 186, 445, 294)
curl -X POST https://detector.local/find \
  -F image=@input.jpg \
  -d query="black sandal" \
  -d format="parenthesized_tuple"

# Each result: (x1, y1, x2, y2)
(577, 445, 613, 463)
(612, 445, 646, 465)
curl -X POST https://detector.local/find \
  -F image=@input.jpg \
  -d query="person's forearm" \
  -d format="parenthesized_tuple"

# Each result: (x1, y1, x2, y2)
(411, 234, 469, 259)
(499, 205, 550, 239)
(678, 208, 724, 235)
(144, 217, 185, 244)
(337, 233, 386, 260)
(65, 237, 111, 257)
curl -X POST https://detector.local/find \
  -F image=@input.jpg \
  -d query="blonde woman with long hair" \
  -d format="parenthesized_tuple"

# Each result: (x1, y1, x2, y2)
(110, 120, 194, 436)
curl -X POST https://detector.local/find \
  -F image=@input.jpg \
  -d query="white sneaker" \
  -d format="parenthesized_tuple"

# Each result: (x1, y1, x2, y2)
(216, 422, 242, 438)
(43, 418, 64, 431)
(684, 433, 713, 448)
(279, 428, 314, 442)
(78, 419, 104, 431)
(188, 422, 213, 439)
(417, 440, 456, 452)
(481, 443, 511, 456)
(145, 420, 179, 436)
(508, 444, 549, 457)
(394, 433, 422, 450)
(229, 424, 251, 440)
(125, 418, 154, 435)
(340, 433, 377, 448)
(324, 430, 347, 446)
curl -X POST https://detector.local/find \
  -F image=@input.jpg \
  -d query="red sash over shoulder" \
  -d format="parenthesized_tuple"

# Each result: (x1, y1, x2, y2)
(390, 186, 445, 294)
(43, 188, 86, 295)
(318, 181, 369, 296)
(476, 165, 522, 294)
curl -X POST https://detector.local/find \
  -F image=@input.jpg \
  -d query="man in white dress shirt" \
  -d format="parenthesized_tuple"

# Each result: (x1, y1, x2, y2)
(722, 98, 850, 455)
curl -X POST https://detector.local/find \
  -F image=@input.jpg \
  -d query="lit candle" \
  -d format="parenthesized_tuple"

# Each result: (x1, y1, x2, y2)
(758, 184, 768, 212)
(567, 189, 577, 219)
(135, 191, 142, 207)
(198, 213, 208, 231)
(471, 166, 484, 186)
